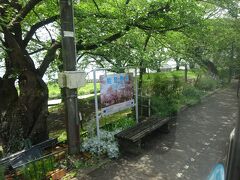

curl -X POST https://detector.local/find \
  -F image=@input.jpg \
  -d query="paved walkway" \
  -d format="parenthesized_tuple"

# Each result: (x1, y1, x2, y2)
(81, 85, 239, 180)
(48, 93, 99, 106)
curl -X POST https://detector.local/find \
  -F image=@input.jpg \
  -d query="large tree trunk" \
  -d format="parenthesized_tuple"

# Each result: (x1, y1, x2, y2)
(0, 77, 20, 153)
(18, 70, 49, 145)
(0, 29, 49, 153)
(174, 58, 181, 71)
(176, 61, 180, 71)
(228, 66, 233, 83)
(1, 72, 48, 154)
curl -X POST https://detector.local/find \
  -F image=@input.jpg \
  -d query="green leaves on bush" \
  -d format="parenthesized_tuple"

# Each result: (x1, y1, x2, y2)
(151, 96, 179, 117)
(0, 165, 5, 180)
(150, 74, 181, 117)
(102, 117, 135, 132)
(142, 73, 218, 117)
(181, 85, 203, 106)
(182, 85, 202, 98)
(19, 155, 55, 180)
(195, 76, 218, 91)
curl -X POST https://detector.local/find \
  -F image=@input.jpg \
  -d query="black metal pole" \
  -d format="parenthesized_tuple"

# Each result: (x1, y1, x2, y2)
(59, 0, 80, 154)
(226, 99, 240, 180)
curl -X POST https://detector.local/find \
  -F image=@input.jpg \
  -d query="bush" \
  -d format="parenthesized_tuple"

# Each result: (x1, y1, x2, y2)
(182, 85, 202, 99)
(19, 155, 55, 180)
(102, 117, 135, 132)
(151, 96, 179, 117)
(195, 76, 218, 91)
(0, 166, 4, 180)
(150, 74, 181, 117)
(181, 85, 203, 106)
(81, 129, 120, 159)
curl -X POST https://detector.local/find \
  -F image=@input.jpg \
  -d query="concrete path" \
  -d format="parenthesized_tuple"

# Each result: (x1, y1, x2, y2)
(48, 93, 99, 106)
(81, 85, 239, 180)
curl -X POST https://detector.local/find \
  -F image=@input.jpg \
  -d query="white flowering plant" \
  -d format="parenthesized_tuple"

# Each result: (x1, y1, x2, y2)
(81, 129, 121, 159)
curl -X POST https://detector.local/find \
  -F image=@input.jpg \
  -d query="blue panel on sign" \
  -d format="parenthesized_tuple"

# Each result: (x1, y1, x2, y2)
(125, 75, 129, 81)
(114, 76, 118, 83)
(107, 77, 112, 84)
(120, 75, 124, 82)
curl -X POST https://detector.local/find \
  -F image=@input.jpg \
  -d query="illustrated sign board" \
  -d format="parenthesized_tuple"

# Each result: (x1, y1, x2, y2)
(100, 73, 134, 116)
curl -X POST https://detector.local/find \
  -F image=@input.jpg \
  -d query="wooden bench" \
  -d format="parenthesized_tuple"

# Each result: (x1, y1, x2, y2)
(115, 116, 171, 154)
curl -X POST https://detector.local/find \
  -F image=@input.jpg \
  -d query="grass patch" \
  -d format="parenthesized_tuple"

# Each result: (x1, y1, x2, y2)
(48, 103, 64, 112)
(78, 83, 100, 96)
(48, 83, 61, 99)
(48, 82, 100, 99)
(142, 70, 196, 81)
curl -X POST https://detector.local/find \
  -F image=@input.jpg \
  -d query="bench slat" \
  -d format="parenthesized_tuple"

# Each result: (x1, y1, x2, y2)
(115, 117, 171, 142)
(130, 118, 170, 141)
(116, 116, 161, 137)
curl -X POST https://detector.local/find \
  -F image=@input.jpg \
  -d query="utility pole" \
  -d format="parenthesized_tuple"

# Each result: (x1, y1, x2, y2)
(59, 0, 80, 154)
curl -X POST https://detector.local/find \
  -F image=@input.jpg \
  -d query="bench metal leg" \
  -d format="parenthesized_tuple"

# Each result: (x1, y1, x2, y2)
(118, 139, 142, 154)
(160, 123, 170, 133)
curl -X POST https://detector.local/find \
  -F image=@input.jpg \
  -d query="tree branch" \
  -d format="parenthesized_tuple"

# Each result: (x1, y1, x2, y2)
(24, 15, 58, 46)
(38, 41, 61, 77)
(9, 0, 42, 27)
(143, 33, 151, 51)
(125, 0, 131, 5)
(76, 26, 130, 51)
(133, 23, 185, 34)
(82, 51, 116, 66)
(0, 0, 22, 11)
(92, 0, 101, 13)
(77, 51, 89, 62)
(33, 10, 57, 41)
(28, 47, 46, 55)
(148, 3, 170, 17)
(89, 56, 105, 68)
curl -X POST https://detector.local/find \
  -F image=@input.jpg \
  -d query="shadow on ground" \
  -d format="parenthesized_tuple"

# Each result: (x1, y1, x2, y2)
(78, 84, 239, 180)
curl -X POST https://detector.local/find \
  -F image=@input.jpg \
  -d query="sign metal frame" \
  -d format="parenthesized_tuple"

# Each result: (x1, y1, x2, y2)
(93, 67, 139, 141)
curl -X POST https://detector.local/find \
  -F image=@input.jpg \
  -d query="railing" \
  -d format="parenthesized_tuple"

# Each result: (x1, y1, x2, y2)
(138, 95, 151, 119)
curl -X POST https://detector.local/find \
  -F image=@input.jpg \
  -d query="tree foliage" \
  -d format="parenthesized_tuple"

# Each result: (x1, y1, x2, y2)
(0, 0, 239, 153)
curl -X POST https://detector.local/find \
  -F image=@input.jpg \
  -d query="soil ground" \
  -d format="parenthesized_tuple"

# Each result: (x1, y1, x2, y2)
(76, 83, 239, 180)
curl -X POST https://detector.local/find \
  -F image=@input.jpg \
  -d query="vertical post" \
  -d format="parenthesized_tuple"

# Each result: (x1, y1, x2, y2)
(185, 63, 188, 83)
(226, 107, 240, 180)
(148, 98, 151, 117)
(94, 70, 100, 140)
(135, 68, 139, 123)
(59, 0, 80, 154)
